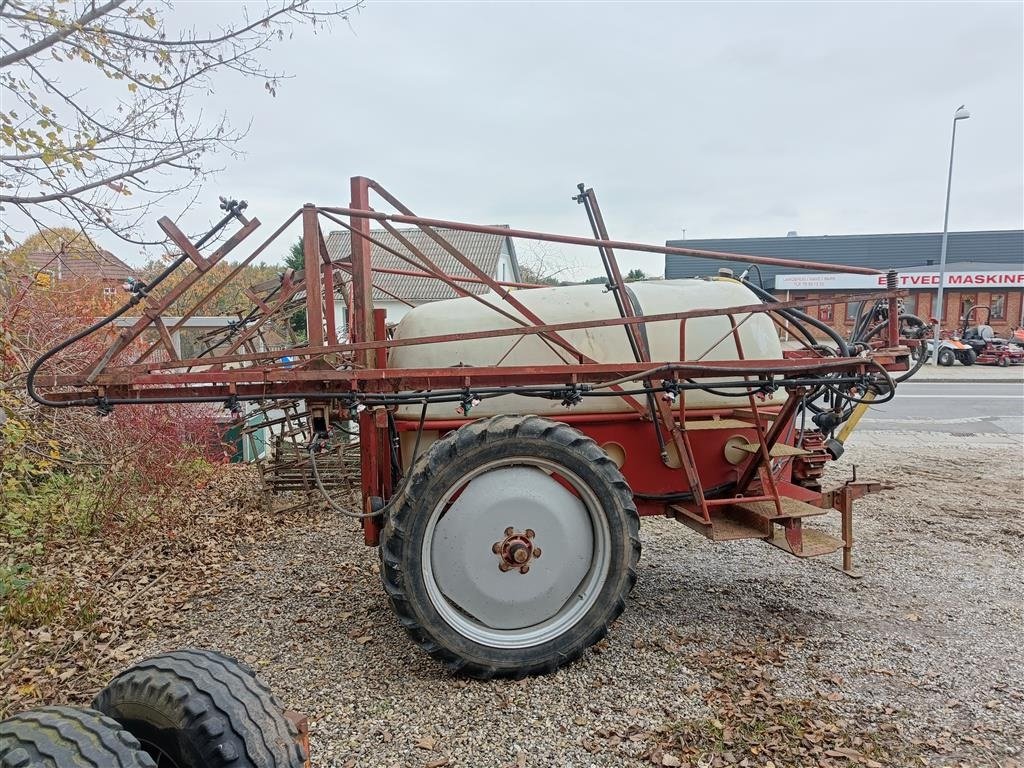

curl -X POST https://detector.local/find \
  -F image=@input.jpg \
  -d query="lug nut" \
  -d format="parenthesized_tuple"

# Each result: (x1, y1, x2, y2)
(525, 528, 535, 539)
(504, 527, 514, 537)
(533, 547, 542, 558)
(519, 565, 530, 574)
(491, 542, 501, 554)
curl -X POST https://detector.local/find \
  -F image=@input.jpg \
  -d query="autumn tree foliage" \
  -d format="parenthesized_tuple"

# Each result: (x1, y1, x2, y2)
(137, 255, 283, 317)
(1, 241, 230, 546)
(1, 249, 266, 716)
(0, 0, 360, 245)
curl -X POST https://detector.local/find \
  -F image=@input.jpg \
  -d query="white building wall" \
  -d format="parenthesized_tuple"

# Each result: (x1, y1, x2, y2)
(332, 299, 411, 338)
(495, 252, 513, 284)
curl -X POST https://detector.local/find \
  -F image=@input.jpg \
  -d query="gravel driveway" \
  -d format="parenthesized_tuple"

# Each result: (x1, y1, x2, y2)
(153, 429, 1023, 768)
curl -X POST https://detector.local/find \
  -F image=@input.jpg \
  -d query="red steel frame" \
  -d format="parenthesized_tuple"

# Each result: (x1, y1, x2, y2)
(35, 176, 911, 555)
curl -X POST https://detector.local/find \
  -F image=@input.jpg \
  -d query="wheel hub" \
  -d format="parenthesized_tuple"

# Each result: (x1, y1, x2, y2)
(492, 527, 542, 573)
(426, 462, 603, 636)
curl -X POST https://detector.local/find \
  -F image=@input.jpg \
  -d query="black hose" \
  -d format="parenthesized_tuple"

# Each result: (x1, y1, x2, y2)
(635, 481, 736, 502)
(859, 313, 924, 344)
(739, 277, 854, 417)
(26, 299, 142, 407)
(854, 313, 928, 383)
(740, 278, 851, 358)
(892, 339, 931, 384)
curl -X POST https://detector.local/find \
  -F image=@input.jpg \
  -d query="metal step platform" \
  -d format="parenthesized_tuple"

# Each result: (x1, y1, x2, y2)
(768, 527, 844, 558)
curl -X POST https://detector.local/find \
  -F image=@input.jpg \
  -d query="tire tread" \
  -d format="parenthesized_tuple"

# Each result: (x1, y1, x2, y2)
(0, 706, 155, 768)
(380, 415, 641, 679)
(93, 649, 305, 768)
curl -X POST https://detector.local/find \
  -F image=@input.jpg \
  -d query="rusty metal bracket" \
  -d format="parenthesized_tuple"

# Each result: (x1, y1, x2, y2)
(822, 475, 894, 578)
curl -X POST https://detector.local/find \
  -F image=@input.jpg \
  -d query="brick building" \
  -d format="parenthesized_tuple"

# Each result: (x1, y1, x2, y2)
(664, 230, 1024, 337)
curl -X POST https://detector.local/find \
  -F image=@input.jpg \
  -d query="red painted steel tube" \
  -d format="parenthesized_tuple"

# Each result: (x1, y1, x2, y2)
(63, 355, 896, 389)
(349, 178, 376, 365)
(320, 205, 885, 276)
(132, 211, 297, 366)
(44, 358, 891, 405)
(302, 206, 325, 348)
(373, 309, 387, 369)
(84, 216, 262, 379)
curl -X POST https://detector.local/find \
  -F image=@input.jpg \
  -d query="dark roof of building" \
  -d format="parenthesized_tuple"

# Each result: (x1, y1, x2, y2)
(24, 249, 136, 281)
(900, 261, 1018, 272)
(325, 227, 519, 301)
(664, 230, 1024, 289)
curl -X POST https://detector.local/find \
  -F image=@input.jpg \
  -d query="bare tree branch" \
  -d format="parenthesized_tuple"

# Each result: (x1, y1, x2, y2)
(1, 148, 194, 203)
(1, 0, 362, 246)
(0, 0, 127, 68)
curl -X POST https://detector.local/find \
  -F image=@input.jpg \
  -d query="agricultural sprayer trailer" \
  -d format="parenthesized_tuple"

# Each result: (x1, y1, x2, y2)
(29, 177, 922, 678)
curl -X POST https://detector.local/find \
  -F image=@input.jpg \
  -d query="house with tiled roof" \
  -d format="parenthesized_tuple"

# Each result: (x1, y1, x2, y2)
(324, 226, 521, 328)
(23, 248, 137, 299)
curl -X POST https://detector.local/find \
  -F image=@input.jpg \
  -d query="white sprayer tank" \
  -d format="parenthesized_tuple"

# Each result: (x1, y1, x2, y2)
(389, 279, 784, 418)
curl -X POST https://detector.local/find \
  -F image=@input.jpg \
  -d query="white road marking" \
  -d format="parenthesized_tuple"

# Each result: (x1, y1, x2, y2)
(894, 395, 1022, 399)
(863, 416, 994, 424)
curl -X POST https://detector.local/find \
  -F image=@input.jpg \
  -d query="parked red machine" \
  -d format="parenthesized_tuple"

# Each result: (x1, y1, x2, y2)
(29, 177, 920, 678)
(959, 306, 1024, 367)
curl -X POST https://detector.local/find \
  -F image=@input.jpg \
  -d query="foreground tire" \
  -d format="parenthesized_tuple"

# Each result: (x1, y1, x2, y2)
(380, 415, 641, 678)
(0, 706, 155, 768)
(938, 347, 955, 366)
(93, 649, 305, 768)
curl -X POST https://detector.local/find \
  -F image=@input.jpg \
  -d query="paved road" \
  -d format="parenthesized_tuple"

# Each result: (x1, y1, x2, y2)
(861, 381, 1023, 435)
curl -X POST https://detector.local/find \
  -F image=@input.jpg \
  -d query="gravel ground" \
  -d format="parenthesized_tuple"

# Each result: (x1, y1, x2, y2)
(151, 428, 1023, 768)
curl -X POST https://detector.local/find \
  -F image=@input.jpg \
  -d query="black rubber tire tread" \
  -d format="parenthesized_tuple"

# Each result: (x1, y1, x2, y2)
(0, 706, 156, 768)
(92, 648, 304, 768)
(380, 414, 641, 679)
(938, 347, 955, 366)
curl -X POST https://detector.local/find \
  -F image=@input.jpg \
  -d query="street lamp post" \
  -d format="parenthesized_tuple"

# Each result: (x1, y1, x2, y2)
(932, 105, 970, 365)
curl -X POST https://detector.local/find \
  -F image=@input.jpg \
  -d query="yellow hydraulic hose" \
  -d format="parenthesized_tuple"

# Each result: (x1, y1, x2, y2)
(836, 391, 877, 444)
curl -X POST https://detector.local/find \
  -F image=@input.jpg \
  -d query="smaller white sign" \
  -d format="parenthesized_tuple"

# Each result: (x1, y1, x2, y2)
(774, 269, 1024, 291)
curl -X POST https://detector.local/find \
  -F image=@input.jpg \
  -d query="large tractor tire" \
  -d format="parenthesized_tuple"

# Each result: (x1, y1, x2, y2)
(0, 706, 155, 768)
(93, 649, 306, 768)
(957, 349, 977, 366)
(937, 347, 955, 366)
(380, 415, 641, 679)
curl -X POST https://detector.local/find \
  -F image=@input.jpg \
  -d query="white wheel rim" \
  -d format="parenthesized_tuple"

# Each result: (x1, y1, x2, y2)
(421, 456, 611, 650)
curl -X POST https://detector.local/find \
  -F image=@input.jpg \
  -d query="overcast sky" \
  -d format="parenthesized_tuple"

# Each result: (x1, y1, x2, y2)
(103, 2, 1024, 277)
